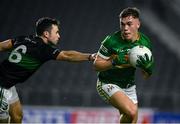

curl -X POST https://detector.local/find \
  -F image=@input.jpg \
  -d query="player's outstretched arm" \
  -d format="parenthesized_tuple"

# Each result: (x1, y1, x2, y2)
(0, 39, 13, 51)
(56, 50, 95, 62)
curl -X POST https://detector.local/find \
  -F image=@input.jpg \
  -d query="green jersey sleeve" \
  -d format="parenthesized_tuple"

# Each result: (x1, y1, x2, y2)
(98, 36, 114, 59)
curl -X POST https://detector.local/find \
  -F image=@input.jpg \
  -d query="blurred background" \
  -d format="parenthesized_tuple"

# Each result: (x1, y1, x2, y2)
(0, 0, 180, 123)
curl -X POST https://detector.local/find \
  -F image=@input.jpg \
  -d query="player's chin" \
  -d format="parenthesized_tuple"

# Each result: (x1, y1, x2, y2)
(123, 35, 132, 40)
(52, 40, 59, 45)
(124, 36, 132, 41)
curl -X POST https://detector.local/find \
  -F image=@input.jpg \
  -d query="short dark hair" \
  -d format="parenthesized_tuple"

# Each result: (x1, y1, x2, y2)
(119, 7, 140, 19)
(35, 17, 60, 36)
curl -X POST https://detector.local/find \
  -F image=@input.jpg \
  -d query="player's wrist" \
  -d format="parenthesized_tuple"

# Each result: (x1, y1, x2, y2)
(88, 53, 96, 61)
(111, 59, 117, 66)
(88, 54, 91, 61)
(112, 56, 127, 66)
(144, 68, 152, 76)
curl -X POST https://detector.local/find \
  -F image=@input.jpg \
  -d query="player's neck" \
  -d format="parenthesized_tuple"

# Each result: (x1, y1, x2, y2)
(39, 36, 48, 44)
(132, 33, 140, 42)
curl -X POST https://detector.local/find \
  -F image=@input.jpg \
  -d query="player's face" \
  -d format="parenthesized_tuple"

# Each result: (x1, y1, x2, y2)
(120, 16, 140, 41)
(47, 24, 60, 45)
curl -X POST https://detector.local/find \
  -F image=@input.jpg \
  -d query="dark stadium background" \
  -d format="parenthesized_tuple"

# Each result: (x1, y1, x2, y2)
(0, 0, 179, 114)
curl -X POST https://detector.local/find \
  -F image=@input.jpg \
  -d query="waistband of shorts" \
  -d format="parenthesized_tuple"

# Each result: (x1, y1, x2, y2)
(97, 79, 135, 89)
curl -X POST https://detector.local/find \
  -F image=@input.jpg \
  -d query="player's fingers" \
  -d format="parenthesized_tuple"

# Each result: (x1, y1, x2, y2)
(136, 59, 142, 67)
(150, 55, 153, 62)
(144, 53, 149, 61)
(138, 56, 145, 64)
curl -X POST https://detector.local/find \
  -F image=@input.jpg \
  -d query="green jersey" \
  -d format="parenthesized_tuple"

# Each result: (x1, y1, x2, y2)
(97, 31, 152, 88)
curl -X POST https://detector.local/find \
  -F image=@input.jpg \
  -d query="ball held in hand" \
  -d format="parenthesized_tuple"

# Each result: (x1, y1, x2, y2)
(129, 45, 152, 67)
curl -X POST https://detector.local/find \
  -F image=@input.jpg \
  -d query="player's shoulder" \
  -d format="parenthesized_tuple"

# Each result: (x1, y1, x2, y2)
(102, 31, 120, 43)
(14, 35, 34, 40)
(107, 30, 120, 39)
(12, 35, 37, 45)
(139, 32, 152, 50)
(139, 32, 151, 42)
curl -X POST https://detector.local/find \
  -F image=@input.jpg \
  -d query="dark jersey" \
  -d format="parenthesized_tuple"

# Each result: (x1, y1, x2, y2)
(0, 35, 60, 88)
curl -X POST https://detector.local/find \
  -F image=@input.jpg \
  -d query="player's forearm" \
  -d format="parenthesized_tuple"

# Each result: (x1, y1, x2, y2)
(142, 70, 151, 79)
(58, 50, 91, 62)
(93, 60, 112, 71)
(68, 51, 90, 62)
(0, 39, 12, 51)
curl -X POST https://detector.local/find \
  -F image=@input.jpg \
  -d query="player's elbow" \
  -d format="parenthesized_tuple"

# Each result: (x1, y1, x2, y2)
(93, 61, 109, 72)
(93, 64, 102, 71)
(57, 51, 72, 61)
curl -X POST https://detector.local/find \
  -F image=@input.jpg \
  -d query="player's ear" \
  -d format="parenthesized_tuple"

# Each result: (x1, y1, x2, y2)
(137, 20, 141, 29)
(43, 31, 49, 38)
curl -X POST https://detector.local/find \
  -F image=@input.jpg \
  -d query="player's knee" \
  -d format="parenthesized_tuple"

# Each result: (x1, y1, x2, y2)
(120, 106, 137, 120)
(129, 108, 137, 119)
(127, 106, 137, 120)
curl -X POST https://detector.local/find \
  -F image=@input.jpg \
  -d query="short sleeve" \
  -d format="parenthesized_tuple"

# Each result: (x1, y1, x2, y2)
(11, 36, 26, 45)
(97, 36, 113, 59)
(42, 45, 60, 60)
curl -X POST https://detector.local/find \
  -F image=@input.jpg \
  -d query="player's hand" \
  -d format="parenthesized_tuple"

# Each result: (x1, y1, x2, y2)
(112, 50, 129, 66)
(88, 53, 97, 61)
(136, 53, 154, 75)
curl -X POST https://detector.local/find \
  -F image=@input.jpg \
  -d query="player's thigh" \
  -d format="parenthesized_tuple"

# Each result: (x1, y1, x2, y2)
(110, 91, 137, 115)
(97, 80, 137, 115)
(9, 100, 23, 120)
(6, 86, 23, 122)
